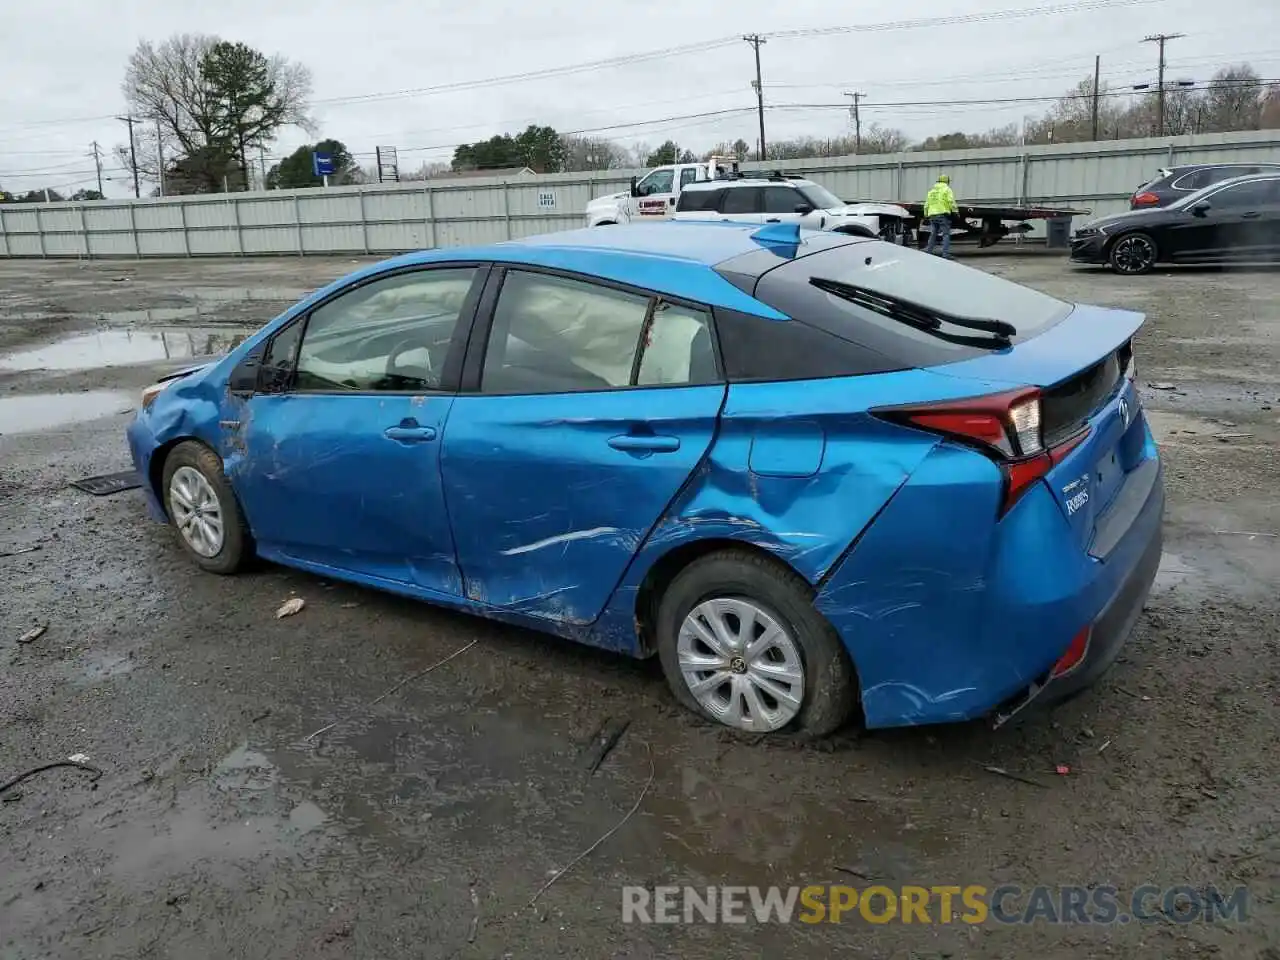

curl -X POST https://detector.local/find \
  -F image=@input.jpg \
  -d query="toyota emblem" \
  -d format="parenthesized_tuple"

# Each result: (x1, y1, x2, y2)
(1118, 396, 1131, 429)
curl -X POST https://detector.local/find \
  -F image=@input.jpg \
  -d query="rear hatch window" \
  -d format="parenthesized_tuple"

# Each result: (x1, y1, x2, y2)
(743, 243, 1073, 368)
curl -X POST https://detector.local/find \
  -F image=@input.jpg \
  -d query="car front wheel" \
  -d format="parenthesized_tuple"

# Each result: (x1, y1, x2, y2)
(655, 549, 856, 738)
(1109, 232, 1158, 275)
(161, 440, 250, 575)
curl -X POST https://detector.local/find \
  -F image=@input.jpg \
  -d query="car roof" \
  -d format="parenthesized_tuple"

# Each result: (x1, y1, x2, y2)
(683, 177, 814, 191)
(1173, 160, 1280, 171)
(333, 223, 864, 318)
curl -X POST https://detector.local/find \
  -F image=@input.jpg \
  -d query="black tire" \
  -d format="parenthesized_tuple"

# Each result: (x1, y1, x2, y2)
(160, 440, 251, 575)
(1108, 231, 1158, 275)
(655, 549, 856, 739)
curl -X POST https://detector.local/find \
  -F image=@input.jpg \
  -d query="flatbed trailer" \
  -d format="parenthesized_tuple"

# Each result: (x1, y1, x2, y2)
(849, 200, 1091, 248)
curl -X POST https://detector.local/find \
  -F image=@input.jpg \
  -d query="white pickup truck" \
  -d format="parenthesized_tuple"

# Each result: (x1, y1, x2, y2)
(584, 157, 740, 227)
(583, 160, 910, 241)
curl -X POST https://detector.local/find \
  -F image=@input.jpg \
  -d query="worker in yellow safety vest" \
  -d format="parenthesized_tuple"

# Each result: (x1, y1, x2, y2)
(923, 174, 959, 258)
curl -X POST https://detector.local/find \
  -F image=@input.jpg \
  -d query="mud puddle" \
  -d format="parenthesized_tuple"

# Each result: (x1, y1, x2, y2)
(0, 327, 253, 372)
(0, 390, 131, 434)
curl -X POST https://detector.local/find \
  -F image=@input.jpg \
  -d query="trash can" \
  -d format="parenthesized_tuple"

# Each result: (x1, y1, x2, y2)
(1045, 215, 1072, 250)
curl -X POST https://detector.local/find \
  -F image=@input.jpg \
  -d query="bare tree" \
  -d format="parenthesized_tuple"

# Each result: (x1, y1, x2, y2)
(1202, 65, 1263, 132)
(119, 33, 314, 193)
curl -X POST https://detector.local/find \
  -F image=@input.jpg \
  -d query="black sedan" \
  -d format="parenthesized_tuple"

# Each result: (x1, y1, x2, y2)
(1072, 173, 1280, 275)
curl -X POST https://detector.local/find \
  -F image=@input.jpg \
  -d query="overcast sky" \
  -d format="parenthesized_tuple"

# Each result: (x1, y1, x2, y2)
(1, 0, 1275, 196)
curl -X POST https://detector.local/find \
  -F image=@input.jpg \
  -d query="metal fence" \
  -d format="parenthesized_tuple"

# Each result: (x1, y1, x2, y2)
(3, 129, 1279, 259)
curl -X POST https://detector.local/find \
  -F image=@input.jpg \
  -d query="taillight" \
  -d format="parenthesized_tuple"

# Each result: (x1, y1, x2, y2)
(1131, 191, 1159, 206)
(873, 388, 1090, 517)
(1051, 626, 1092, 678)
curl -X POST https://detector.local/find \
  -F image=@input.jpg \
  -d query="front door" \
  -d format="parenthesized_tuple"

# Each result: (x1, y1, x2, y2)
(630, 167, 678, 221)
(1174, 178, 1278, 260)
(228, 264, 486, 596)
(441, 267, 725, 624)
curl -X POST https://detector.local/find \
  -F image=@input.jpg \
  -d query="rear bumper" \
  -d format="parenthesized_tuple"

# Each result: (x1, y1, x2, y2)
(995, 469, 1164, 722)
(814, 429, 1165, 729)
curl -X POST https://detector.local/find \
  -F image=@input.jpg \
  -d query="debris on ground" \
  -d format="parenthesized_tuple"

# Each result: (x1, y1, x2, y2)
(1055, 764, 1071, 776)
(303, 638, 480, 742)
(527, 741, 655, 908)
(275, 597, 305, 619)
(16, 624, 47, 645)
(1147, 382, 1179, 391)
(67, 753, 91, 764)
(0, 544, 41, 559)
(580, 717, 631, 775)
(1214, 433, 1253, 442)
(1098, 740, 1113, 754)
(0, 760, 103, 796)
(983, 765, 1050, 788)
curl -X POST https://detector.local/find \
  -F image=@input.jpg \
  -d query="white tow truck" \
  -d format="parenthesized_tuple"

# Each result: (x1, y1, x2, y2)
(584, 157, 741, 227)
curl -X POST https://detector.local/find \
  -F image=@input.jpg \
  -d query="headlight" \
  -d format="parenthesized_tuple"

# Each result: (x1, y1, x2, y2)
(141, 380, 172, 410)
(1074, 226, 1099, 238)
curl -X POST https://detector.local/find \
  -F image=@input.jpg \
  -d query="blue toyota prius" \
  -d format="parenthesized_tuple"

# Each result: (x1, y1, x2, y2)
(127, 221, 1164, 737)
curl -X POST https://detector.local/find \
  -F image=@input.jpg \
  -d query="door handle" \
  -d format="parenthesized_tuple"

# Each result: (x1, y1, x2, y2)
(1242, 211, 1261, 219)
(608, 434, 681, 453)
(765, 218, 781, 223)
(384, 423, 437, 442)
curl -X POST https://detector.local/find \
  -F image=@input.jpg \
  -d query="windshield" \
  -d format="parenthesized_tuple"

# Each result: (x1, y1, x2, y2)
(799, 184, 844, 210)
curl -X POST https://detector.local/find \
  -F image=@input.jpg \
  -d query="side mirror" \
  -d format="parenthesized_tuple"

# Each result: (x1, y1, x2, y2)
(228, 343, 265, 396)
(630, 176, 640, 198)
(1191, 201, 1211, 217)
(794, 203, 815, 215)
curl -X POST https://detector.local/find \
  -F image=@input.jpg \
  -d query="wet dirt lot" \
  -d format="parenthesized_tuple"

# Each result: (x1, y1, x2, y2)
(1, 253, 1278, 960)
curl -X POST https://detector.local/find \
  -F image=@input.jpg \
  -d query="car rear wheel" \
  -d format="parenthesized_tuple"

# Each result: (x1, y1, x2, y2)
(161, 440, 250, 575)
(655, 549, 856, 738)
(1109, 232, 1158, 275)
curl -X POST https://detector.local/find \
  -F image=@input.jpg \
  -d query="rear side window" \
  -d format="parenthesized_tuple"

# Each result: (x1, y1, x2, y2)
(679, 168, 700, 188)
(677, 188, 724, 213)
(714, 308, 901, 380)
(743, 244, 1073, 368)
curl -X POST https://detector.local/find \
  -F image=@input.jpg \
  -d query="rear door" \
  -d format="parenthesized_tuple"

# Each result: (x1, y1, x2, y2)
(1180, 178, 1278, 259)
(440, 267, 725, 623)
(717, 186, 764, 223)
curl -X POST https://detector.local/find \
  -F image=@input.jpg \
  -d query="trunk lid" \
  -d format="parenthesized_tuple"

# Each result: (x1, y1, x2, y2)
(936, 303, 1147, 552)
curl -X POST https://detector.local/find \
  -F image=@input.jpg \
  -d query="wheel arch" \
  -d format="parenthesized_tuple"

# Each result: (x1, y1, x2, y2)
(632, 537, 816, 657)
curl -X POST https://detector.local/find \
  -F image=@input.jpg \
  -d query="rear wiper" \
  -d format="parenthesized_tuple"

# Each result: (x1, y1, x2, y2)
(809, 277, 1018, 342)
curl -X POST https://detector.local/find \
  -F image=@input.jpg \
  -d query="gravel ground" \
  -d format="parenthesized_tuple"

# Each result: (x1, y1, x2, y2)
(1, 253, 1278, 960)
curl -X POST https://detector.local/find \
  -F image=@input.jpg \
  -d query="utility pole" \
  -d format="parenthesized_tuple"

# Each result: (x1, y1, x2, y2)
(743, 34, 767, 161)
(259, 147, 268, 190)
(843, 91, 866, 153)
(1143, 33, 1184, 137)
(1091, 55, 1101, 140)
(155, 117, 165, 198)
(115, 115, 140, 198)
(90, 141, 104, 196)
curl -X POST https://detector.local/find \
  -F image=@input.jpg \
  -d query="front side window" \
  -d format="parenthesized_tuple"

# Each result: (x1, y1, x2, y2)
(762, 186, 806, 214)
(260, 319, 303, 393)
(482, 271, 718, 393)
(635, 169, 674, 196)
(294, 267, 478, 392)
(1209, 179, 1277, 209)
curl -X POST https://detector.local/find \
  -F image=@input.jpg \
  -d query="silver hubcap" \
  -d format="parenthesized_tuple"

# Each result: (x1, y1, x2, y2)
(1114, 236, 1154, 273)
(676, 598, 806, 733)
(169, 466, 224, 558)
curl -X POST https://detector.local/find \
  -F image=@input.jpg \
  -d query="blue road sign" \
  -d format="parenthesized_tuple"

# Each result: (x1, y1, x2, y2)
(312, 152, 335, 177)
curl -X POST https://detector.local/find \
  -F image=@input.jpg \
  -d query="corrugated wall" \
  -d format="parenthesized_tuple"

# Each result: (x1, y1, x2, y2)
(3, 130, 1278, 259)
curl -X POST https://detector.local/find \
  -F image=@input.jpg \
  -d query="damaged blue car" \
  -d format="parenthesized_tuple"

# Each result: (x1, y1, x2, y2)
(127, 221, 1163, 737)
